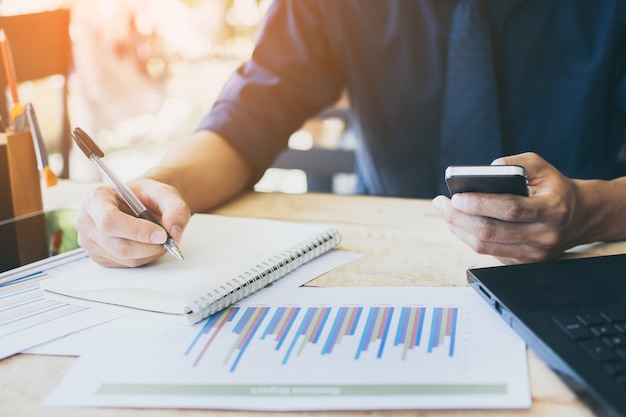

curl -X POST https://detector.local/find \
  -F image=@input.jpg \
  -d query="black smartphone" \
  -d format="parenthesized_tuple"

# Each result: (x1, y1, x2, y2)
(445, 165, 529, 196)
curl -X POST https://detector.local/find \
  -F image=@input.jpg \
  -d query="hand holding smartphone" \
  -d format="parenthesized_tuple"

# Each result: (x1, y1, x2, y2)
(445, 165, 529, 196)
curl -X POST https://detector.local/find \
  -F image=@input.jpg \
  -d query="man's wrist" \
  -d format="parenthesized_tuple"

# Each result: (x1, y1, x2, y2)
(572, 179, 626, 245)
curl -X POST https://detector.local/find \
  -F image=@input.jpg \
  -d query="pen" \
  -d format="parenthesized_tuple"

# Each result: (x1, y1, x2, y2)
(71, 127, 184, 261)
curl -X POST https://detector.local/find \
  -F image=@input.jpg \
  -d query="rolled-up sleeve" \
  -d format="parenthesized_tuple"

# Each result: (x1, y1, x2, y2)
(197, 0, 344, 181)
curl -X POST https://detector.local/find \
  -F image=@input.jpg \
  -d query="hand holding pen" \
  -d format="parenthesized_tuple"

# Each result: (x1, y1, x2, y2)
(72, 127, 184, 262)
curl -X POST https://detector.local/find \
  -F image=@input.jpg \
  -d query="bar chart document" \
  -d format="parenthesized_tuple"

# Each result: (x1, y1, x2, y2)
(45, 287, 531, 411)
(0, 257, 118, 359)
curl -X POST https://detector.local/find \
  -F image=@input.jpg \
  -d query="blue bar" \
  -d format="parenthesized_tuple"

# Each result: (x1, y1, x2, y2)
(347, 307, 362, 335)
(355, 307, 379, 359)
(448, 308, 458, 357)
(415, 307, 425, 347)
(322, 307, 347, 354)
(428, 308, 442, 353)
(311, 308, 331, 344)
(261, 306, 285, 340)
(282, 307, 316, 364)
(275, 307, 300, 350)
(233, 307, 255, 334)
(230, 308, 270, 372)
(376, 307, 394, 358)
(0, 271, 45, 289)
(394, 307, 409, 346)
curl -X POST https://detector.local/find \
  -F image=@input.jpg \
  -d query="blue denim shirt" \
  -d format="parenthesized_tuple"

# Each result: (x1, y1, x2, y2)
(199, 0, 626, 198)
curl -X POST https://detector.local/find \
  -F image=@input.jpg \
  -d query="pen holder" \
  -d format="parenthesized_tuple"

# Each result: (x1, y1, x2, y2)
(0, 131, 43, 222)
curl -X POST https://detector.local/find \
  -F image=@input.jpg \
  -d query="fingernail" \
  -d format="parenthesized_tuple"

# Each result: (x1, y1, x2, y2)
(150, 230, 167, 244)
(451, 193, 467, 207)
(171, 225, 183, 243)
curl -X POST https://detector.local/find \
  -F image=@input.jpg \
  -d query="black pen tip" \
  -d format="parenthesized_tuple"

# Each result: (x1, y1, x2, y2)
(71, 127, 104, 158)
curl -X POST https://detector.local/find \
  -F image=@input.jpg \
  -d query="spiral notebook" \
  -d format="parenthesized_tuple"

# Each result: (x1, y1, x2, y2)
(41, 214, 341, 324)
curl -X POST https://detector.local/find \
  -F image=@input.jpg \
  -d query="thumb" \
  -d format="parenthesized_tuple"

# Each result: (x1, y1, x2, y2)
(135, 181, 191, 244)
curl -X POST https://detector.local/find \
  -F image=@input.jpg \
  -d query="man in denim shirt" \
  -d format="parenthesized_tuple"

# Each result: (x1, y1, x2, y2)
(74, 0, 626, 266)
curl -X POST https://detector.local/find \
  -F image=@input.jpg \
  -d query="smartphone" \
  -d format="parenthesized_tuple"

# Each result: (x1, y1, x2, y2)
(445, 165, 529, 196)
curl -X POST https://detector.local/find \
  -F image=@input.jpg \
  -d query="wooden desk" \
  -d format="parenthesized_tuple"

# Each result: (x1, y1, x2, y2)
(3, 189, 620, 417)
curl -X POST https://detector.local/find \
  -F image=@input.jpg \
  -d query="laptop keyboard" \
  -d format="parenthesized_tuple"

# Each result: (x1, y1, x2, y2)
(554, 310, 626, 385)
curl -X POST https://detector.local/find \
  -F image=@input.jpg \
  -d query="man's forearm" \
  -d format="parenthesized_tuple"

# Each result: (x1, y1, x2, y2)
(142, 130, 254, 214)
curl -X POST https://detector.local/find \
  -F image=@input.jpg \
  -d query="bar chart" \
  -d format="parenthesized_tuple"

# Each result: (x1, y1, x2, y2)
(184, 302, 460, 373)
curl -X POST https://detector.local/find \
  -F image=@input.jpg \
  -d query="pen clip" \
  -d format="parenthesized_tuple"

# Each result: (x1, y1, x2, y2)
(71, 127, 105, 159)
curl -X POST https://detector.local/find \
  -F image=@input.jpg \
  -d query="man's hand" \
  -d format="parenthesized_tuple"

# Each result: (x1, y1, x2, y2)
(74, 178, 191, 268)
(433, 152, 582, 264)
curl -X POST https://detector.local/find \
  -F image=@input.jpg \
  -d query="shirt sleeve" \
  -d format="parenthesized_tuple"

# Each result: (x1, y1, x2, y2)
(197, 0, 344, 182)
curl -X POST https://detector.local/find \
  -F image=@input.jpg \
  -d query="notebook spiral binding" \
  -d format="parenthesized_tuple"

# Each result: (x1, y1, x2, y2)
(190, 227, 341, 323)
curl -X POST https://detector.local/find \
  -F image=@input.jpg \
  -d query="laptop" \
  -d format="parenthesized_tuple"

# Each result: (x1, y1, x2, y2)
(467, 254, 626, 417)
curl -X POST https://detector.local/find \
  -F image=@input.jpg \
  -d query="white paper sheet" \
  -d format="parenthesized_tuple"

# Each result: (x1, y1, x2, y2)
(45, 286, 530, 411)
(0, 255, 118, 360)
